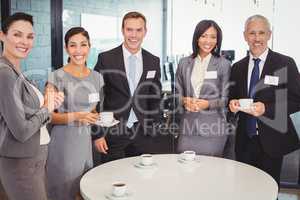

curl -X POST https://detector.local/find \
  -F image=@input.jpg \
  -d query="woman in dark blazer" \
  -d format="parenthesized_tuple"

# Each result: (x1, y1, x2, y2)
(176, 20, 231, 156)
(0, 12, 64, 200)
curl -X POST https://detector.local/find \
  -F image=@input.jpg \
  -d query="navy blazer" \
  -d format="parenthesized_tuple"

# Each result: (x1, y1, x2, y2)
(229, 49, 300, 157)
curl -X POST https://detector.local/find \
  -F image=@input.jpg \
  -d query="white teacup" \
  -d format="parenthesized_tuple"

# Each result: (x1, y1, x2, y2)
(182, 150, 196, 161)
(112, 182, 127, 197)
(101, 112, 114, 124)
(140, 154, 153, 166)
(238, 98, 253, 109)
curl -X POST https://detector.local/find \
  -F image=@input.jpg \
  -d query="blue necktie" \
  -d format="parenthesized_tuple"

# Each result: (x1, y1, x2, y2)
(246, 58, 260, 137)
(127, 55, 138, 128)
(128, 55, 137, 94)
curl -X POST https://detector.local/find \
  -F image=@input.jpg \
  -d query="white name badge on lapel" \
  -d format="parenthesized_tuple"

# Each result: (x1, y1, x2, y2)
(264, 75, 279, 86)
(88, 93, 100, 103)
(146, 70, 156, 79)
(204, 71, 217, 79)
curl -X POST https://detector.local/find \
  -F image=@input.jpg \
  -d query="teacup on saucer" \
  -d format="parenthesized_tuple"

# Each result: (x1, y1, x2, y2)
(134, 162, 157, 169)
(111, 182, 127, 197)
(181, 150, 196, 161)
(140, 154, 153, 166)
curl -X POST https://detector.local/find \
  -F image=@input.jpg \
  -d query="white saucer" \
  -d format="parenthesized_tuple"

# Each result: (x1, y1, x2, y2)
(105, 191, 132, 200)
(178, 158, 194, 164)
(178, 154, 200, 164)
(95, 119, 120, 127)
(134, 162, 158, 169)
(236, 107, 252, 113)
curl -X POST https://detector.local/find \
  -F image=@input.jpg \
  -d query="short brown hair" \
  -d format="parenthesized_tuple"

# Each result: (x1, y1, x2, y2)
(121, 11, 146, 29)
(2, 12, 33, 34)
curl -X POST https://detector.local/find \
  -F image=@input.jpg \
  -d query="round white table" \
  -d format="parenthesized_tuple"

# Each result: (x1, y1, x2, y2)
(80, 154, 278, 200)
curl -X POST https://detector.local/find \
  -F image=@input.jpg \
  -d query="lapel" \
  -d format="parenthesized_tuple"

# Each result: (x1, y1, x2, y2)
(260, 49, 274, 80)
(0, 56, 40, 107)
(132, 49, 154, 96)
(184, 56, 196, 97)
(114, 46, 130, 97)
(239, 50, 274, 99)
(255, 49, 276, 99)
(239, 56, 250, 97)
(115, 47, 153, 97)
(199, 56, 218, 96)
(136, 49, 148, 86)
(186, 55, 220, 97)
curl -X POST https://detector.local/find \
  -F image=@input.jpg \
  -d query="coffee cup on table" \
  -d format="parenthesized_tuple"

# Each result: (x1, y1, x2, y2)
(182, 150, 196, 161)
(140, 154, 153, 166)
(100, 112, 114, 124)
(112, 182, 127, 197)
(238, 98, 253, 110)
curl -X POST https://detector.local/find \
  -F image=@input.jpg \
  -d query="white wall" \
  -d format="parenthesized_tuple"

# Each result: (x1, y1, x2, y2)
(273, 0, 300, 69)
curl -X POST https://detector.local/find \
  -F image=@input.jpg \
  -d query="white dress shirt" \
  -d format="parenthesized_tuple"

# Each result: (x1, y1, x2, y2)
(247, 48, 269, 92)
(122, 44, 143, 127)
(122, 44, 143, 88)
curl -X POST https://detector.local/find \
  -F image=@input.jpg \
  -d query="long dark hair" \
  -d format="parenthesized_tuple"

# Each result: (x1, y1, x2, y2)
(191, 20, 222, 58)
(64, 27, 90, 63)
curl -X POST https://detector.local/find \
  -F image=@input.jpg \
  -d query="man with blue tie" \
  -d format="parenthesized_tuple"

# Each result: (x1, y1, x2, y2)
(229, 14, 300, 186)
(93, 11, 161, 163)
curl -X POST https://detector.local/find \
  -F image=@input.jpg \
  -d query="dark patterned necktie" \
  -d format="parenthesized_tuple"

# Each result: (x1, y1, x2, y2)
(246, 58, 261, 137)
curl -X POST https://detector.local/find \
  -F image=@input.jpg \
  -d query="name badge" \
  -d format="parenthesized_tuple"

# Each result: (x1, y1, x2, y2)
(88, 93, 100, 103)
(205, 71, 217, 79)
(264, 75, 279, 86)
(146, 70, 156, 79)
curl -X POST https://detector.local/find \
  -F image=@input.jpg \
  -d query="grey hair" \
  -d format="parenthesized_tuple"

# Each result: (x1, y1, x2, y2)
(244, 14, 271, 32)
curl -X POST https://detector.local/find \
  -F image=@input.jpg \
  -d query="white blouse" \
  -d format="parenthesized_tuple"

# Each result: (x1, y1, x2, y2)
(191, 53, 212, 98)
(28, 83, 50, 145)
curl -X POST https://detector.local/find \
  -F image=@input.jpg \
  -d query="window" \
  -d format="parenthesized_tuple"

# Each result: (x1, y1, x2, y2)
(63, 0, 163, 69)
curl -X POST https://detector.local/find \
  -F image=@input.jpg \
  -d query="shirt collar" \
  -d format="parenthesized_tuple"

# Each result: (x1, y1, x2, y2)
(249, 48, 269, 63)
(196, 53, 212, 64)
(122, 44, 142, 61)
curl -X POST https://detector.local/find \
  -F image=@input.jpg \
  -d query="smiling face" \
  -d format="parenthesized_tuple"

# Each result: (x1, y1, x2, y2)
(0, 20, 34, 65)
(122, 17, 147, 54)
(244, 19, 271, 57)
(198, 26, 217, 58)
(65, 33, 90, 66)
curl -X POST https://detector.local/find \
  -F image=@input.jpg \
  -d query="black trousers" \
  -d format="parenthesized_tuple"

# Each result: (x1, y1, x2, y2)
(236, 135, 283, 186)
(100, 122, 148, 163)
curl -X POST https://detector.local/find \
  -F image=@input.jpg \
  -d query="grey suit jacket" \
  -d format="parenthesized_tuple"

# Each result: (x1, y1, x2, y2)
(175, 55, 231, 136)
(0, 57, 50, 158)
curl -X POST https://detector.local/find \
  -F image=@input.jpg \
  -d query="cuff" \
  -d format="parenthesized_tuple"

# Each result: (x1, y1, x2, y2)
(36, 107, 51, 125)
(208, 99, 226, 110)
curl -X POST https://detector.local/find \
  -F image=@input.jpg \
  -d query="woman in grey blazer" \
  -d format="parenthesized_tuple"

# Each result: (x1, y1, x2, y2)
(0, 12, 64, 200)
(176, 20, 231, 156)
